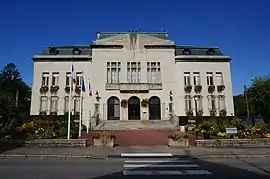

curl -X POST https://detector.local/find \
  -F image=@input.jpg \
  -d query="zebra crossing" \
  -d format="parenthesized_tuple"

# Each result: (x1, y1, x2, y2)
(121, 153, 212, 176)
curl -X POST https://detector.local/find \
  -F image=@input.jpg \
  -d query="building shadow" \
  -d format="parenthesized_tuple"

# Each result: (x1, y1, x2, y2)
(91, 156, 270, 179)
(0, 140, 25, 153)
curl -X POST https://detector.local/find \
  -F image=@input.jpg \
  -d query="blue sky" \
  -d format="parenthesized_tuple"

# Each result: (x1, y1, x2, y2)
(0, 0, 269, 95)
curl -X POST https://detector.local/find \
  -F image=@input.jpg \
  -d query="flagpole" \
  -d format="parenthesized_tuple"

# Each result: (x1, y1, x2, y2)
(79, 75, 83, 137)
(67, 62, 72, 140)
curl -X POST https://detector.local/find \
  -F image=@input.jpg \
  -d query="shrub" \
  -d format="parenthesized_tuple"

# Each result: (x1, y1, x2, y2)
(168, 132, 188, 141)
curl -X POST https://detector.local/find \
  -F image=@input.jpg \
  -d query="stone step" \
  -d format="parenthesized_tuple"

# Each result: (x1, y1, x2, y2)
(95, 120, 177, 130)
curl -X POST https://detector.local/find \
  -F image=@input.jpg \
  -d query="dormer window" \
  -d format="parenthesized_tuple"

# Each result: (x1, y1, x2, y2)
(206, 48, 215, 55)
(49, 47, 59, 55)
(182, 49, 191, 55)
(72, 48, 82, 55)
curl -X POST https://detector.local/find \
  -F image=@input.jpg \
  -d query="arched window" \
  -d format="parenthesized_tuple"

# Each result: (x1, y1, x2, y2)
(107, 96, 120, 120)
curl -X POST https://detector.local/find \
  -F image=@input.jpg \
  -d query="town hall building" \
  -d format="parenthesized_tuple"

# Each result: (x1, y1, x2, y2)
(30, 31, 234, 128)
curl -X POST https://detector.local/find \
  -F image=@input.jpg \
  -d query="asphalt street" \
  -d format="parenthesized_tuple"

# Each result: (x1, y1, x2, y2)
(0, 155, 269, 179)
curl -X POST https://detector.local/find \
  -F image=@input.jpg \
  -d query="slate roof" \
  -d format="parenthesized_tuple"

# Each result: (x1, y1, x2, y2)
(41, 46, 92, 56)
(175, 46, 224, 56)
(35, 32, 228, 59)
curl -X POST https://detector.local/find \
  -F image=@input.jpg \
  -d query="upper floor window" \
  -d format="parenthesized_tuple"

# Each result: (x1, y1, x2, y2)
(184, 72, 191, 86)
(147, 62, 161, 83)
(107, 62, 121, 83)
(127, 62, 140, 83)
(206, 72, 214, 86)
(41, 72, 49, 86)
(65, 72, 71, 87)
(76, 72, 83, 86)
(51, 72, 59, 86)
(216, 72, 224, 85)
(193, 72, 200, 86)
(64, 96, 69, 113)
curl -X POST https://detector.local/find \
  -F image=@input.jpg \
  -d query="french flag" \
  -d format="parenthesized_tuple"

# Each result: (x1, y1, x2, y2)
(88, 78, 92, 96)
(71, 65, 76, 85)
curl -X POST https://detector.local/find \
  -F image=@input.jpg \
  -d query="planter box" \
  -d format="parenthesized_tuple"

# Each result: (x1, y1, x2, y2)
(168, 138, 189, 148)
(93, 138, 114, 148)
(195, 138, 270, 148)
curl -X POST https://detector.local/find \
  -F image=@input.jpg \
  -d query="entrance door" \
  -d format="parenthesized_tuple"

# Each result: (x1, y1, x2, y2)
(149, 96, 161, 120)
(128, 96, 140, 120)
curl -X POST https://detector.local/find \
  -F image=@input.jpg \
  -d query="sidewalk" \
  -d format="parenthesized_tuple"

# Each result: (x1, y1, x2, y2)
(1, 146, 270, 159)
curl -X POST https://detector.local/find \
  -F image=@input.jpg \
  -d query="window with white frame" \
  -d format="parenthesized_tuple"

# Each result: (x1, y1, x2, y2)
(193, 72, 200, 86)
(185, 95, 192, 111)
(216, 72, 224, 86)
(41, 72, 49, 86)
(194, 95, 203, 113)
(206, 72, 214, 86)
(40, 96, 48, 112)
(76, 72, 83, 86)
(65, 72, 71, 87)
(147, 62, 161, 83)
(208, 95, 216, 110)
(51, 72, 59, 86)
(50, 96, 59, 112)
(73, 96, 80, 113)
(184, 72, 191, 86)
(64, 96, 69, 113)
(107, 62, 121, 83)
(127, 62, 140, 83)
(218, 95, 226, 110)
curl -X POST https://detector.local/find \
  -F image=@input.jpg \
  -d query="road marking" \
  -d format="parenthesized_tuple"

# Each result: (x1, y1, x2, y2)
(123, 170, 212, 175)
(125, 160, 190, 163)
(121, 153, 173, 157)
(124, 164, 199, 168)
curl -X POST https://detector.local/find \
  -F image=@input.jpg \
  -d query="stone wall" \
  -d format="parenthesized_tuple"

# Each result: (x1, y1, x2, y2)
(0, 139, 87, 148)
(195, 139, 270, 148)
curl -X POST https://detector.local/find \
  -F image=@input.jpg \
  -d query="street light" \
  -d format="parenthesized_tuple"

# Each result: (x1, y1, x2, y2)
(244, 85, 250, 117)
(194, 96, 198, 116)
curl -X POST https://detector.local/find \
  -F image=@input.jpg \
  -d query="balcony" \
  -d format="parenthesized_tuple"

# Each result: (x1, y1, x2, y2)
(105, 83, 162, 92)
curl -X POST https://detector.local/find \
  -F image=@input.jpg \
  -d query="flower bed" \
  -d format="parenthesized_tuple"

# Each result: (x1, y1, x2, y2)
(168, 132, 189, 148)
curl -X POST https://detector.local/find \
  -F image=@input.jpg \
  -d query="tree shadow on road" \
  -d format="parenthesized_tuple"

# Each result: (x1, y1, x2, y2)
(91, 156, 270, 179)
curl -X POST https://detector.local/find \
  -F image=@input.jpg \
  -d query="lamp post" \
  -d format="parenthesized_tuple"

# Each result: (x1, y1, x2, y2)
(194, 96, 198, 116)
(244, 85, 250, 117)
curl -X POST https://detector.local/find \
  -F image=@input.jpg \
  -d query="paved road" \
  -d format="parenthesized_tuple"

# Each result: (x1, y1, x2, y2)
(0, 153, 269, 179)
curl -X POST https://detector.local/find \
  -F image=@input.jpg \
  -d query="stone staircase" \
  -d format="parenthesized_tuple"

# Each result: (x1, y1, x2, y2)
(94, 120, 177, 130)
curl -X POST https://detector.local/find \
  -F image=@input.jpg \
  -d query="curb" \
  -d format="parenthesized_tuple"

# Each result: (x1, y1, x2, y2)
(195, 154, 270, 159)
(0, 154, 108, 160)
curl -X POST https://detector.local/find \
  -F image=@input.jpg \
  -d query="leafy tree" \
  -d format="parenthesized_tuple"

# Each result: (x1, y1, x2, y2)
(233, 95, 247, 117)
(246, 75, 270, 122)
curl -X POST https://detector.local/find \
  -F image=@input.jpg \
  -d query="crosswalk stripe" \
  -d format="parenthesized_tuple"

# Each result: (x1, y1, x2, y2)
(125, 160, 190, 163)
(123, 170, 212, 175)
(121, 153, 173, 157)
(124, 164, 199, 168)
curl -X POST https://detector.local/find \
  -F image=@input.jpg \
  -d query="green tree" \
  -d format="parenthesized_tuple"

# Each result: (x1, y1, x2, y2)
(247, 75, 270, 122)
(233, 94, 247, 117)
(0, 63, 31, 125)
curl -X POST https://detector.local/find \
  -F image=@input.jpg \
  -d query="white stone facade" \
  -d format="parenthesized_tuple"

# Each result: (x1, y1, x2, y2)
(30, 32, 234, 125)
